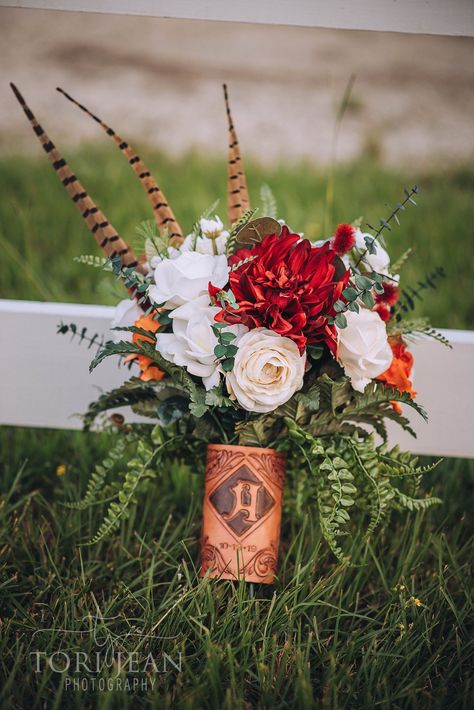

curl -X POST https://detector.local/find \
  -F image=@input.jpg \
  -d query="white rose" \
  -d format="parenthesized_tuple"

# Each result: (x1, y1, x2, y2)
(148, 252, 229, 309)
(180, 216, 229, 255)
(355, 228, 390, 275)
(155, 295, 246, 390)
(110, 298, 142, 343)
(337, 308, 392, 393)
(226, 328, 306, 413)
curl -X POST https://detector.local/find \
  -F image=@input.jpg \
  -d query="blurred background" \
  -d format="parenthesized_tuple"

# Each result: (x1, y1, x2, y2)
(1, 7, 473, 327)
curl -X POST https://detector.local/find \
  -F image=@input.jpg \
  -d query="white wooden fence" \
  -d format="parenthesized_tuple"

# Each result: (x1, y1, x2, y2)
(1, 0, 473, 37)
(1, 299, 473, 458)
(1, 1, 473, 457)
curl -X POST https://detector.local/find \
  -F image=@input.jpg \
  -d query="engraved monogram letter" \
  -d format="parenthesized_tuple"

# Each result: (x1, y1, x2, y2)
(222, 479, 262, 523)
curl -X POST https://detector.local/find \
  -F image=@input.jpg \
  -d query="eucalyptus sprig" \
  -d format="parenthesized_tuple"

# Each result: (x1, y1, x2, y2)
(210, 289, 240, 372)
(354, 185, 419, 270)
(329, 271, 385, 329)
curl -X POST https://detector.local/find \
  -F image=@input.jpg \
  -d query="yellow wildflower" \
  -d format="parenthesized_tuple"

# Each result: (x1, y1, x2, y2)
(56, 464, 67, 476)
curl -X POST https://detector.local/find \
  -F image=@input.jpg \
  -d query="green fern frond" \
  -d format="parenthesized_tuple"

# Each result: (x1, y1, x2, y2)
(349, 440, 384, 537)
(260, 184, 278, 219)
(74, 254, 113, 270)
(392, 489, 442, 511)
(83, 377, 166, 429)
(379, 449, 442, 478)
(63, 436, 129, 510)
(226, 208, 258, 254)
(230, 255, 257, 272)
(390, 248, 413, 274)
(345, 382, 428, 422)
(90, 339, 208, 417)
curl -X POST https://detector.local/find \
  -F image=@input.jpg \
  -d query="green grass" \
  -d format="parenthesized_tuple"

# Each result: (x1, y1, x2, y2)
(0, 148, 473, 707)
(0, 427, 472, 708)
(0, 146, 473, 327)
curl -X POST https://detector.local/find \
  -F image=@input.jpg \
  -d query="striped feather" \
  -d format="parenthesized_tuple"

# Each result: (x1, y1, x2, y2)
(223, 84, 250, 224)
(10, 83, 145, 274)
(56, 87, 184, 247)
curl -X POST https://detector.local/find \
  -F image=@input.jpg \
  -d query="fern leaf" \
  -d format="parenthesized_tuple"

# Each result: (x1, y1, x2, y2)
(393, 489, 442, 511)
(349, 440, 384, 537)
(226, 208, 258, 254)
(260, 184, 278, 219)
(89, 339, 208, 417)
(83, 377, 165, 429)
(63, 437, 128, 509)
(390, 248, 413, 274)
(74, 254, 113, 270)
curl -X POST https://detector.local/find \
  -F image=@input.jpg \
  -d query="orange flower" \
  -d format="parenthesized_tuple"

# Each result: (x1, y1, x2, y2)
(377, 337, 416, 413)
(126, 312, 166, 382)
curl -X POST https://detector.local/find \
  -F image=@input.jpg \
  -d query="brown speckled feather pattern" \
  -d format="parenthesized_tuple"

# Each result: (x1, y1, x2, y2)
(56, 87, 184, 248)
(223, 84, 250, 224)
(10, 83, 145, 273)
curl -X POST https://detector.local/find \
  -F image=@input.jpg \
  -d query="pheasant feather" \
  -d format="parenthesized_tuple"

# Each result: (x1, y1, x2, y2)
(56, 87, 184, 247)
(223, 84, 250, 224)
(10, 83, 145, 273)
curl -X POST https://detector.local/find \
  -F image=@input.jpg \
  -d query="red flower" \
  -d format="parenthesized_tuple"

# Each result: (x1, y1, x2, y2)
(215, 227, 349, 354)
(375, 281, 399, 306)
(374, 303, 391, 322)
(332, 223, 356, 255)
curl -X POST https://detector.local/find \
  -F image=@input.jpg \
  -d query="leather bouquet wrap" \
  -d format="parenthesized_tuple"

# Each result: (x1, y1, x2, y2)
(200, 444, 285, 584)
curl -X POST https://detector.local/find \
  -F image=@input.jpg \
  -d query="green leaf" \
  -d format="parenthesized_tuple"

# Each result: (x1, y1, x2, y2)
(364, 236, 377, 255)
(355, 274, 373, 290)
(360, 291, 374, 308)
(221, 358, 235, 372)
(214, 344, 227, 358)
(307, 344, 324, 361)
(157, 311, 172, 325)
(224, 344, 238, 357)
(156, 395, 189, 426)
(342, 287, 358, 301)
(205, 387, 234, 408)
(335, 314, 347, 328)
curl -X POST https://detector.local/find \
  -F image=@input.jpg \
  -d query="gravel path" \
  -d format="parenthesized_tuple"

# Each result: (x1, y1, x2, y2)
(1, 7, 473, 167)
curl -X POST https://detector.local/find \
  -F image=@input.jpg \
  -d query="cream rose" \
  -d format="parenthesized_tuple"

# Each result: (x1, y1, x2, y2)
(337, 308, 392, 393)
(226, 328, 306, 413)
(148, 252, 229, 309)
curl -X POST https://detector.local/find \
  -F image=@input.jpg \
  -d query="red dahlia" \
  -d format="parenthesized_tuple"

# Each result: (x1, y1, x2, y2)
(213, 227, 349, 354)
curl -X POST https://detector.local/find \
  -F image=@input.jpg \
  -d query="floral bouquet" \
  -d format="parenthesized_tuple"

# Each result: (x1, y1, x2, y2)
(11, 82, 447, 583)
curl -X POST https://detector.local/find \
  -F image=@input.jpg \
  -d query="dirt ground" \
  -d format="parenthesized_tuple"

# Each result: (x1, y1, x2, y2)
(0, 7, 473, 167)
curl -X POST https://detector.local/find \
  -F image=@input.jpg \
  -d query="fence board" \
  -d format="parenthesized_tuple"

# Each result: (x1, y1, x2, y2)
(1, 299, 473, 457)
(1, 0, 473, 37)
